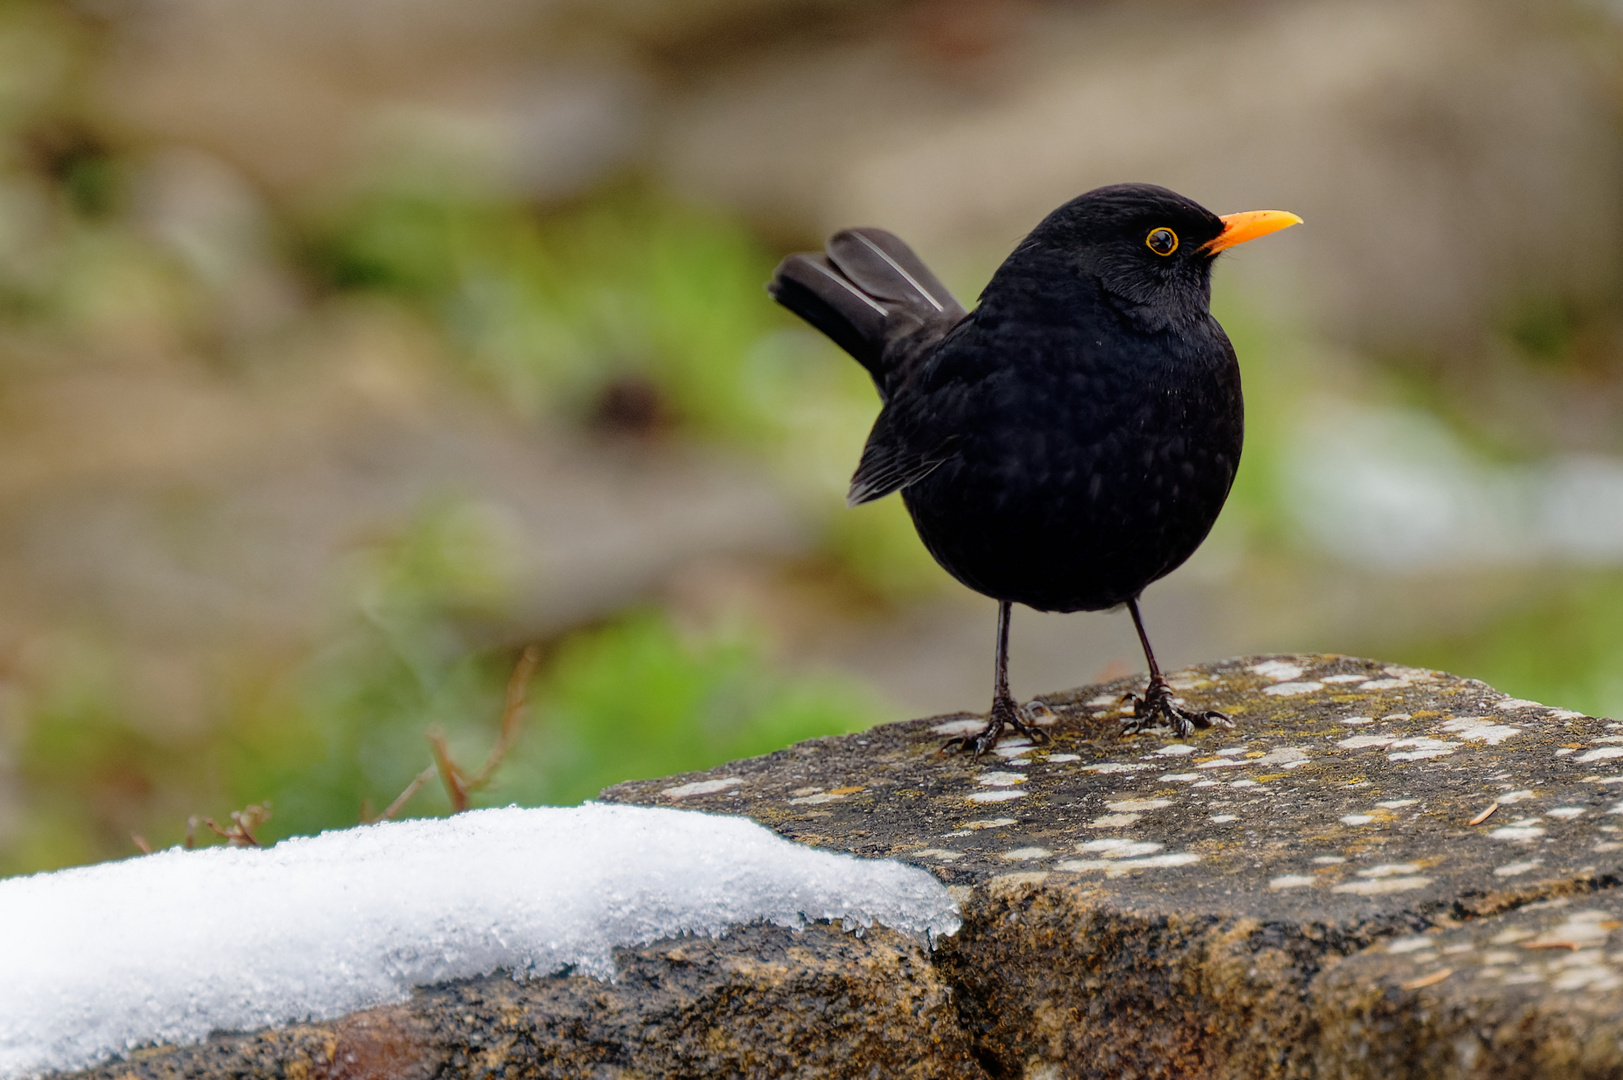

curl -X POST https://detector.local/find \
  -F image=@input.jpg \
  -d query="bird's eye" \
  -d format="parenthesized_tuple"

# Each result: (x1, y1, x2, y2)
(1146, 228, 1178, 256)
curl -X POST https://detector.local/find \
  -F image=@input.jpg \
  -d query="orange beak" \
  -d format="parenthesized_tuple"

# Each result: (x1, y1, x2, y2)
(1202, 209, 1303, 255)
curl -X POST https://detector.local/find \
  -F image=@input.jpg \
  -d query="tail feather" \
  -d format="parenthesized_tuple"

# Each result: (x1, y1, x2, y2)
(825, 228, 964, 320)
(769, 229, 964, 395)
(768, 253, 889, 371)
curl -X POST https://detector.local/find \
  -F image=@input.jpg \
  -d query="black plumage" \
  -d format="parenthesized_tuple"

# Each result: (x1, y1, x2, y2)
(770, 183, 1299, 754)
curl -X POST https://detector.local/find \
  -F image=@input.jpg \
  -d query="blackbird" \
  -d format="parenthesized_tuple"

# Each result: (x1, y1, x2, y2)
(769, 183, 1300, 755)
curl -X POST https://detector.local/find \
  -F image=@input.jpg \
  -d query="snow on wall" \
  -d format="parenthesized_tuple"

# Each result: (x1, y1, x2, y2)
(0, 803, 959, 1079)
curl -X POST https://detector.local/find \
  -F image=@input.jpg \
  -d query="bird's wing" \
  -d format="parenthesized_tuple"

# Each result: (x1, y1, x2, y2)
(846, 332, 1001, 506)
(847, 417, 957, 507)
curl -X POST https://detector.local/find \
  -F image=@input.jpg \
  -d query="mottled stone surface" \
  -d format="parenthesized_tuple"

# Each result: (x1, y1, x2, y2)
(606, 653, 1623, 1079)
(62, 655, 1623, 1079)
(72, 924, 982, 1080)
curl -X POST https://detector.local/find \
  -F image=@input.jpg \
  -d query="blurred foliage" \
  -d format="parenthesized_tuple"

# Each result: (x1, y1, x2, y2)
(0, 148, 921, 873)
(310, 178, 814, 439)
(306, 174, 945, 597)
(1386, 570, 1623, 722)
(3, 497, 883, 871)
(0, 0, 1619, 882)
(500, 611, 880, 807)
(1207, 294, 1298, 556)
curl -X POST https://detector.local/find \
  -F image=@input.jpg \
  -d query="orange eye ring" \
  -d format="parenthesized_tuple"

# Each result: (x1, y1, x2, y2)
(1146, 228, 1178, 256)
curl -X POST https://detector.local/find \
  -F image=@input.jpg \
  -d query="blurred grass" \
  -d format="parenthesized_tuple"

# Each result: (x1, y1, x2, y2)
(308, 173, 947, 597)
(7, 167, 1623, 871)
(311, 177, 819, 440)
(4, 496, 885, 870)
(1385, 570, 1623, 722)
(0, 0, 1618, 876)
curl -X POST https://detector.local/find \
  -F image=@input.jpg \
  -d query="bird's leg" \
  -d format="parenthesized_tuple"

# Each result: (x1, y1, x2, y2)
(1121, 598, 1233, 738)
(943, 601, 1050, 758)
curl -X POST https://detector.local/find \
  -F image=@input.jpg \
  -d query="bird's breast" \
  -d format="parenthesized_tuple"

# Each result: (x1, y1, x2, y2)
(901, 320, 1242, 611)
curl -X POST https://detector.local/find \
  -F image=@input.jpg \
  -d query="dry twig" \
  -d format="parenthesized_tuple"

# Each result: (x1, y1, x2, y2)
(200, 803, 271, 846)
(468, 644, 542, 791)
(1399, 967, 1452, 990)
(374, 767, 436, 823)
(429, 730, 469, 812)
(374, 644, 542, 821)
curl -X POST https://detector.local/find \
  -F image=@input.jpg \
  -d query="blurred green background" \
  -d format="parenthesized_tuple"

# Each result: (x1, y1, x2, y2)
(1, 0, 1622, 873)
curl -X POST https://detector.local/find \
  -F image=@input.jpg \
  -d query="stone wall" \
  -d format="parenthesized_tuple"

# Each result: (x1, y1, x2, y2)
(65, 655, 1623, 1079)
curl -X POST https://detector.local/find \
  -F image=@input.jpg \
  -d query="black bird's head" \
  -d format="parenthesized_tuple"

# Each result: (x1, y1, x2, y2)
(1008, 182, 1301, 327)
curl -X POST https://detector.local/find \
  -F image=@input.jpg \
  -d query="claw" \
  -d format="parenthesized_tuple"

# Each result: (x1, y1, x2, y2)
(1021, 700, 1057, 727)
(1122, 677, 1233, 738)
(941, 697, 1052, 758)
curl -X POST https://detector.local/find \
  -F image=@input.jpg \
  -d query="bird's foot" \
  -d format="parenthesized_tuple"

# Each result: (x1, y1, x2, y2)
(1121, 677, 1233, 738)
(942, 697, 1052, 758)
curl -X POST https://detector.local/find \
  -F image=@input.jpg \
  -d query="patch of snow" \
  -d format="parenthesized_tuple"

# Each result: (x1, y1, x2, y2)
(1490, 824, 1547, 841)
(1269, 875, 1316, 890)
(1075, 839, 1164, 858)
(1331, 876, 1432, 895)
(912, 848, 962, 862)
(976, 771, 1026, 788)
(1494, 860, 1542, 877)
(1438, 717, 1521, 744)
(1386, 737, 1457, 761)
(663, 777, 742, 798)
(790, 791, 850, 805)
(1059, 852, 1199, 875)
(1386, 936, 1437, 953)
(1358, 862, 1424, 878)
(967, 790, 1026, 803)
(930, 718, 985, 736)
(1249, 660, 1304, 681)
(0, 805, 959, 1079)
(1263, 681, 1323, 697)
